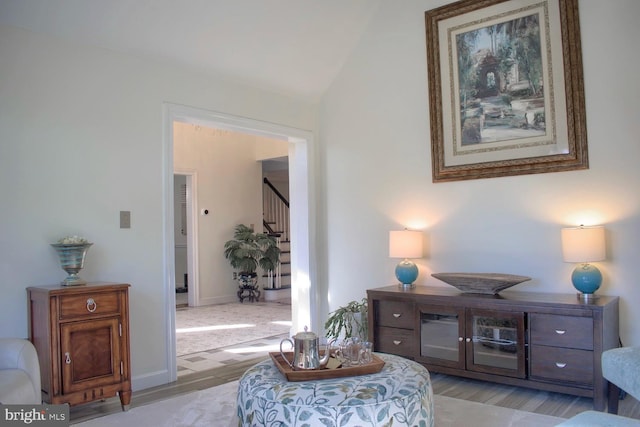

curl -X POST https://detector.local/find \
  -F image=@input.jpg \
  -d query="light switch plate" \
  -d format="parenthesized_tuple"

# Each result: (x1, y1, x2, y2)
(120, 211, 131, 229)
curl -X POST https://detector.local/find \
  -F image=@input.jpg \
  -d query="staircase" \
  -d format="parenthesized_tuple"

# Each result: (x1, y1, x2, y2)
(262, 177, 291, 298)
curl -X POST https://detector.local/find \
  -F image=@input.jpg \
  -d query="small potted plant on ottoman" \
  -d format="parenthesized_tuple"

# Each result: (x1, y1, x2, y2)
(324, 298, 368, 342)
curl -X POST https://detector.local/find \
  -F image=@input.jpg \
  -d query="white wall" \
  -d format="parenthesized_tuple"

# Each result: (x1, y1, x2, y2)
(0, 24, 316, 388)
(318, 0, 640, 347)
(1, 0, 638, 394)
(255, 136, 289, 160)
(174, 123, 269, 304)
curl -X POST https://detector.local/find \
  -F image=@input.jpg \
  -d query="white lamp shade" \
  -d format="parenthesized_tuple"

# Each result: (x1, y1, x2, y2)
(561, 226, 605, 263)
(389, 230, 423, 259)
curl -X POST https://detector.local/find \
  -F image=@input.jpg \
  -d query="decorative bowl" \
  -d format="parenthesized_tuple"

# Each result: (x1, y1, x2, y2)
(431, 273, 531, 295)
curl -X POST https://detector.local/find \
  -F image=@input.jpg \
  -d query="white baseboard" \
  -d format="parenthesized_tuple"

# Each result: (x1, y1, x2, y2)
(132, 369, 172, 391)
(263, 287, 291, 302)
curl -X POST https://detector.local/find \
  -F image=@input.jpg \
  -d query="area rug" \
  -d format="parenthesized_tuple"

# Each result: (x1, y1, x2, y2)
(176, 302, 292, 356)
(74, 380, 565, 427)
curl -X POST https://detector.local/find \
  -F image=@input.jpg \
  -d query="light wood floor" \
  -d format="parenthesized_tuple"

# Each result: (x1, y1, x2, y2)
(431, 370, 639, 420)
(70, 355, 640, 425)
(70, 356, 266, 424)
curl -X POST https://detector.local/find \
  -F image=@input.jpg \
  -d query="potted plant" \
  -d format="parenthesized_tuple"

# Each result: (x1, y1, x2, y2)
(324, 298, 368, 342)
(223, 224, 281, 289)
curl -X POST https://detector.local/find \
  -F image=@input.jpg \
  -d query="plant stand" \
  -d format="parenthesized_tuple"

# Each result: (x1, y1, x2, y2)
(238, 284, 261, 303)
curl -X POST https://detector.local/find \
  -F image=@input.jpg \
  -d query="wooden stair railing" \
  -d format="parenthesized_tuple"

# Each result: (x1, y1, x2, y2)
(263, 177, 290, 290)
(263, 177, 289, 241)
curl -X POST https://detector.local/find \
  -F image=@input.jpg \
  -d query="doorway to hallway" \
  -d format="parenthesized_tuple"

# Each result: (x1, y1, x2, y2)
(163, 103, 317, 382)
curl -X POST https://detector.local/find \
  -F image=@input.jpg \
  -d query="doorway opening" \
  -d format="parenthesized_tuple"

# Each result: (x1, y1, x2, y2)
(173, 174, 188, 305)
(162, 103, 317, 382)
(172, 171, 197, 308)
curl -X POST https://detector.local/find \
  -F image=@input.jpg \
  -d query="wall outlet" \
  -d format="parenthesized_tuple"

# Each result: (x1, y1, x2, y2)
(120, 211, 131, 229)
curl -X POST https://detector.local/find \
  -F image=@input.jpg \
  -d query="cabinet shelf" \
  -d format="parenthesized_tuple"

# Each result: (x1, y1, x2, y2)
(422, 344, 456, 351)
(424, 318, 457, 326)
(475, 325, 517, 333)
(473, 336, 517, 346)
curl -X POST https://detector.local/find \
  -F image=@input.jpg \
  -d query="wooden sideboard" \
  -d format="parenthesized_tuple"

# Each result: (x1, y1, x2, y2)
(27, 282, 131, 410)
(367, 285, 619, 410)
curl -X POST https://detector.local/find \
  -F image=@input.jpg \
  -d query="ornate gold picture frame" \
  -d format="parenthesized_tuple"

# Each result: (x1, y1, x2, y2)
(426, 0, 588, 182)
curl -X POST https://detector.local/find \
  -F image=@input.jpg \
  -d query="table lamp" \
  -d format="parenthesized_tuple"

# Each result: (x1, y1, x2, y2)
(561, 225, 605, 301)
(389, 229, 423, 289)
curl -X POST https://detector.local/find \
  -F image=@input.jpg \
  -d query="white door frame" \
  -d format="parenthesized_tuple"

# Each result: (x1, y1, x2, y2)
(162, 103, 317, 381)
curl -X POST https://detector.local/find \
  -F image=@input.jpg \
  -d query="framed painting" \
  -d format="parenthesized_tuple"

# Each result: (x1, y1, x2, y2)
(425, 0, 588, 182)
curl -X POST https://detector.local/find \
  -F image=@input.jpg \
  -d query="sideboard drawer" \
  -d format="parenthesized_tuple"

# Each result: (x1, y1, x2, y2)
(530, 345, 593, 385)
(377, 301, 414, 329)
(59, 291, 121, 320)
(376, 327, 414, 357)
(530, 314, 593, 350)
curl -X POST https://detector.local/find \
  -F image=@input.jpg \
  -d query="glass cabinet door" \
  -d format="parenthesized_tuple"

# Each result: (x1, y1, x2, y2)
(419, 305, 526, 378)
(466, 309, 526, 378)
(419, 305, 465, 369)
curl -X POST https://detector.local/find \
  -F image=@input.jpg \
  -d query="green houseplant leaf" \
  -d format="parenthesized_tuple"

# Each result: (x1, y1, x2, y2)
(324, 298, 368, 341)
(223, 224, 281, 277)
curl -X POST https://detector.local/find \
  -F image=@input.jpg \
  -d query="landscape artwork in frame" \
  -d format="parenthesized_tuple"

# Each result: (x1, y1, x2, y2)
(425, 0, 588, 182)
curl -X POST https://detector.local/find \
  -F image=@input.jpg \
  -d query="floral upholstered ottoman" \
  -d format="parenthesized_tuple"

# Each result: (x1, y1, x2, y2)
(237, 353, 433, 426)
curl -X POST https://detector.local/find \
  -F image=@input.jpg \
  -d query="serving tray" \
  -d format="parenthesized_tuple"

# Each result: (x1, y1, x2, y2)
(269, 352, 385, 381)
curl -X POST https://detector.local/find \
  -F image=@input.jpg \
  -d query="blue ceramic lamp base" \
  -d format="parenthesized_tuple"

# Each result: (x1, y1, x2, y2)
(395, 259, 418, 289)
(571, 263, 602, 301)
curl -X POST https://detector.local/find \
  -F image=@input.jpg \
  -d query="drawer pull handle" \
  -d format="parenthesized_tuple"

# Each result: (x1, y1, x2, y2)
(392, 313, 402, 318)
(86, 298, 97, 313)
(555, 362, 567, 368)
(466, 338, 471, 343)
(458, 337, 463, 342)
(65, 352, 71, 364)
(555, 330, 566, 335)
(393, 340, 402, 345)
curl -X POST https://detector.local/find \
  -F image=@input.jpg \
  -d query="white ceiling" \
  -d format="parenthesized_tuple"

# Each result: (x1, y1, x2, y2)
(0, 0, 381, 101)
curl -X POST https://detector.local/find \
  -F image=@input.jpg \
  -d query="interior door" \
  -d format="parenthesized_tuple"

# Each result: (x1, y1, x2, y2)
(60, 317, 122, 393)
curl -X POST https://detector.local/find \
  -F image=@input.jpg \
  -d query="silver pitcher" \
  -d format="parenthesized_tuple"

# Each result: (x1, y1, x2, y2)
(280, 327, 335, 370)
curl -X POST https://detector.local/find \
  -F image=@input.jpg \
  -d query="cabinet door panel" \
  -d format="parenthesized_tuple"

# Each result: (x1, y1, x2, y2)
(418, 305, 465, 369)
(467, 309, 526, 378)
(61, 317, 121, 394)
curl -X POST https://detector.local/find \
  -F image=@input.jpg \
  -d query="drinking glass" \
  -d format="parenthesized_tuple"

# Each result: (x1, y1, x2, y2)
(359, 341, 373, 364)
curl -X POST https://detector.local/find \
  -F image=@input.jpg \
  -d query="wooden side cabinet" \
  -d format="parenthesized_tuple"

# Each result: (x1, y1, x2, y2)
(27, 282, 132, 410)
(367, 285, 619, 410)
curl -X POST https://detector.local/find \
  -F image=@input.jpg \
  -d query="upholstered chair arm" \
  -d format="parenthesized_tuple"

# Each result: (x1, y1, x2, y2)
(0, 338, 41, 401)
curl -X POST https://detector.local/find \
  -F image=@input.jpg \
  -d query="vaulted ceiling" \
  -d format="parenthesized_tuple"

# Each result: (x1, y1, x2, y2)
(0, 0, 382, 101)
